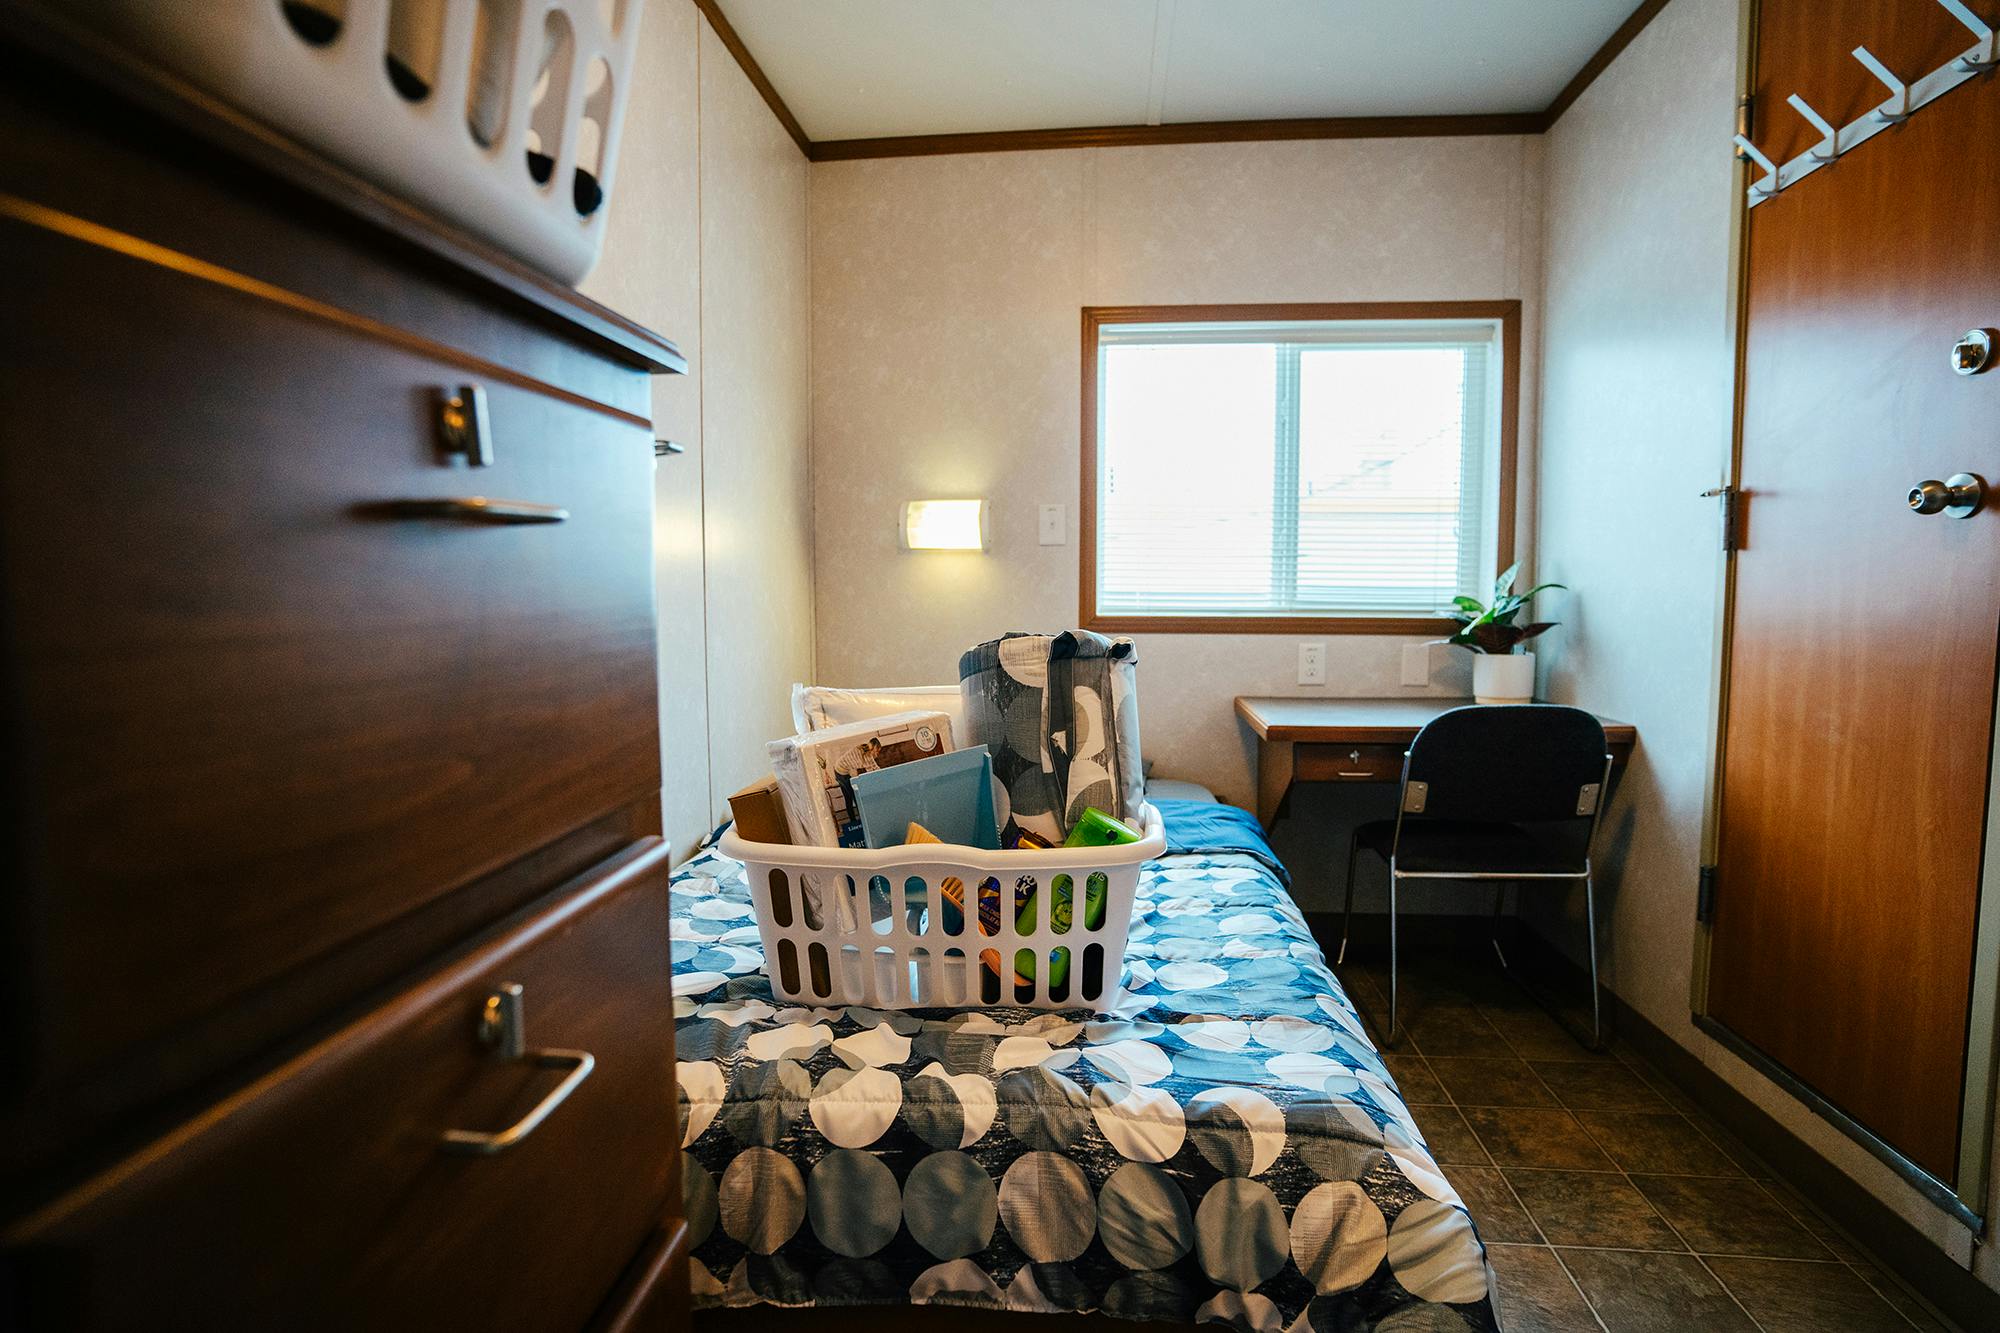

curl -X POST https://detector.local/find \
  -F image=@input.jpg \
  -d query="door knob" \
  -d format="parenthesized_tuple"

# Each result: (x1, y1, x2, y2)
(1908, 473, 1984, 518)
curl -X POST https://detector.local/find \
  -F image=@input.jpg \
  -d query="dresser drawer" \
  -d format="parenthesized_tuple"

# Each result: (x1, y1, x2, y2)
(0, 211, 660, 1163)
(590, 1218, 693, 1333)
(6, 842, 678, 1333)
(1296, 742, 1408, 783)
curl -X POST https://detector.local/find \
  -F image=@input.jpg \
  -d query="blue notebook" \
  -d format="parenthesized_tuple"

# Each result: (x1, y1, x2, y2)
(852, 746, 1000, 849)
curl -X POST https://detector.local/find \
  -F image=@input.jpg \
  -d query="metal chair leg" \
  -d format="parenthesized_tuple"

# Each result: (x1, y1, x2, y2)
(1584, 869, 1603, 1050)
(1338, 830, 1361, 965)
(1489, 871, 1605, 1053)
(1387, 869, 1399, 1048)
(1490, 883, 1508, 968)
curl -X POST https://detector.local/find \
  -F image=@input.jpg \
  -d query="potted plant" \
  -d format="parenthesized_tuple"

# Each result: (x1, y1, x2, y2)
(1443, 564, 1565, 704)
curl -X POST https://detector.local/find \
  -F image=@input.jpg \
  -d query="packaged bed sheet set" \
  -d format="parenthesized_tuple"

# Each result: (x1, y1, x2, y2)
(765, 709, 955, 847)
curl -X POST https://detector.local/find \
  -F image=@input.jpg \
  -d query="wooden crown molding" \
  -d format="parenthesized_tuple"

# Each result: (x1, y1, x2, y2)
(810, 114, 1547, 161)
(697, 0, 1671, 161)
(690, 0, 811, 157)
(1539, 0, 1675, 128)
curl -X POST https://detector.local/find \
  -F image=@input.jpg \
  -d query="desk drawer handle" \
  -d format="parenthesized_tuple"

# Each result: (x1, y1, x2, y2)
(1336, 771, 1376, 778)
(441, 983, 592, 1155)
(441, 1049, 595, 1155)
(368, 496, 569, 524)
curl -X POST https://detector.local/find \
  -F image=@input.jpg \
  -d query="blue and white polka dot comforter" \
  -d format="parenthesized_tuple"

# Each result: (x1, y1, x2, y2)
(670, 804, 1499, 1331)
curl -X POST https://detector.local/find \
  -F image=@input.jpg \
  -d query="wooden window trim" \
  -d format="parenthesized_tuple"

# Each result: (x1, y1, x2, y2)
(1078, 300, 1521, 636)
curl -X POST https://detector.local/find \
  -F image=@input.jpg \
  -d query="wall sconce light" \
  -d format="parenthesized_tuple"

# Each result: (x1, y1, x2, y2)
(901, 499, 988, 551)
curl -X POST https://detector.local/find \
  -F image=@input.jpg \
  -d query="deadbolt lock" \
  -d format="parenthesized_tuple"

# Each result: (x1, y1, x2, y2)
(1952, 329, 1993, 375)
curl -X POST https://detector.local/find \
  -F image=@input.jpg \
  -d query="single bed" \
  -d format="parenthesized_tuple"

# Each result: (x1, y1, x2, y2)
(669, 799, 1499, 1331)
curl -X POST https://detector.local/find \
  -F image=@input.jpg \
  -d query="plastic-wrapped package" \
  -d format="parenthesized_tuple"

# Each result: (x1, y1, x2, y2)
(765, 710, 954, 848)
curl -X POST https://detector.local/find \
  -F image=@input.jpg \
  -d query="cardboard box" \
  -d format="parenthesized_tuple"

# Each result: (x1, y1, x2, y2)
(727, 776, 791, 845)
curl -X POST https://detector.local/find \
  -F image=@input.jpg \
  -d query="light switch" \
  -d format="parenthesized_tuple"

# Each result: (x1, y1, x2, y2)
(1039, 503, 1066, 545)
(1298, 642, 1327, 686)
(1401, 642, 1432, 687)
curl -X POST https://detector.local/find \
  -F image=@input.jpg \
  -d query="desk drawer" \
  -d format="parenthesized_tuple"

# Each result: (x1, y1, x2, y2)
(1296, 743, 1407, 783)
(0, 213, 659, 1158)
(6, 842, 677, 1333)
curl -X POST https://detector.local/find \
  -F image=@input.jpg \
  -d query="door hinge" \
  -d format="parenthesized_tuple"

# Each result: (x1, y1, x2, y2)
(1696, 865, 1719, 924)
(1700, 486, 1739, 552)
(1735, 96, 1754, 155)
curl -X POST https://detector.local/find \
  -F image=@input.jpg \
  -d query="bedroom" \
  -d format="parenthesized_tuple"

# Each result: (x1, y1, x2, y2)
(0, 0, 1995, 1330)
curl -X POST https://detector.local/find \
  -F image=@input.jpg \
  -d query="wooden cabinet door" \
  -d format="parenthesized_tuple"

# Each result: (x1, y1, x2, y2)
(1710, 0, 2000, 1183)
(7, 843, 680, 1333)
(0, 201, 661, 1177)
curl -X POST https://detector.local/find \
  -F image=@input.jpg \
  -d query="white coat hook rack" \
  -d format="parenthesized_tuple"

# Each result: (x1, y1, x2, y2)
(1733, 135, 1782, 200)
(1939, 0, 2000, 71)
(1786, 94, 1841, 164)
(1743, 0, 2000, 208)
(1853, 46, 1913, 123)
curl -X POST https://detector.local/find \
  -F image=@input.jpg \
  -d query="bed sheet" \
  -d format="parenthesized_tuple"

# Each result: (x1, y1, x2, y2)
(669, 808, 1499, 1331)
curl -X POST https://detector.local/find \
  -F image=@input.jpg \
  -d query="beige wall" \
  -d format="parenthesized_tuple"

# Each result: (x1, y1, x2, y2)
(1534, 0, 1991, 1287)
(808, 136, 1543, 909)
(582, 0, 813, 861)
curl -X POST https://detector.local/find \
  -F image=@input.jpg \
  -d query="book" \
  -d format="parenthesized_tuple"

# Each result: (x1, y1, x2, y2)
(851, 745, 999, 851)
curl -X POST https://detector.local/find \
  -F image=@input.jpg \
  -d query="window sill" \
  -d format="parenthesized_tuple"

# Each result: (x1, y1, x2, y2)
(1081, 613, 1454, 636)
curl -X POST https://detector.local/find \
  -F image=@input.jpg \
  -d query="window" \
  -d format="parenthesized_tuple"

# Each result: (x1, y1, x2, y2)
(1081, 303, 1518, 633)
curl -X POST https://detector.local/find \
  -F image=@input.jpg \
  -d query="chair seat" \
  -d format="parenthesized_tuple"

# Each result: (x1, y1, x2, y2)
(1355, 819, 1587, 876)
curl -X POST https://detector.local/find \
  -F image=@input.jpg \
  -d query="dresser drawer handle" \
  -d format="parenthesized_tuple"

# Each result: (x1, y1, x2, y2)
(441, 1048, 595, 1155)
(367, 496, 570, 524)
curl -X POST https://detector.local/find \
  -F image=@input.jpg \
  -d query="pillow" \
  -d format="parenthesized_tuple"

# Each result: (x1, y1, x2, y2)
(790, 683, 967, 738)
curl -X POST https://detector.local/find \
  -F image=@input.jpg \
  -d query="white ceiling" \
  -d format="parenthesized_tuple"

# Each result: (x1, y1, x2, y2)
(713, 0, 1640, 143)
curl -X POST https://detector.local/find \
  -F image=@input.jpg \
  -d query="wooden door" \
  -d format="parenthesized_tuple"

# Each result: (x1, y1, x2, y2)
(1710, 1, 2000, 1182)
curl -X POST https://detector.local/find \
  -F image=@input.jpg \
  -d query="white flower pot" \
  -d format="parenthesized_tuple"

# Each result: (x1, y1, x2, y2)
(1473, 651, 1536, 704)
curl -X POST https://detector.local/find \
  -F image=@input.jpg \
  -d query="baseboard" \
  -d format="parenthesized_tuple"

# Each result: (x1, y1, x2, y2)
(1314, 908, 2000, 1328)
(1611, 997, 1998, 1331)
(1493, 923, 1998, 1330)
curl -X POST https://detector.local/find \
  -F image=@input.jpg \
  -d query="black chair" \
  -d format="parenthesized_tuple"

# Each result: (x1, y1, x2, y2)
(1338, 704, 1614, 1049)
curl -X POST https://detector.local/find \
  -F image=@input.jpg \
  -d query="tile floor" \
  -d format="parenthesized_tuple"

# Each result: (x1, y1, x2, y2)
(1321, 936, 1957, 1333)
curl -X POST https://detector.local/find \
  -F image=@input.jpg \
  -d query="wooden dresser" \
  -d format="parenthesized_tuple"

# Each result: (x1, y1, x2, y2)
(0, 10, 690, 1330)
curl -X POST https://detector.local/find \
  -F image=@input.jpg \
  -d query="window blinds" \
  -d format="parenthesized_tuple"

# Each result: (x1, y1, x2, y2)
(1095, 320, 1496, 617)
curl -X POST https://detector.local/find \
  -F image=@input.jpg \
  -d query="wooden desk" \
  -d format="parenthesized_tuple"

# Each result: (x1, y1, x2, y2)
(1235, 697, 1638, 829)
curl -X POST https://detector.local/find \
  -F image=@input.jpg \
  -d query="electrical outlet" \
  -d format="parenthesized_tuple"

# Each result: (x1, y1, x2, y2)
(1038, 503, 1066, 545)
(1401, 642, 1432, 687)
(1297, 641, 1327, 686)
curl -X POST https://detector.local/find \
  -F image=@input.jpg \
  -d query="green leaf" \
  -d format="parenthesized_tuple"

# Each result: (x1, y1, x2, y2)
(1450, 595, 1485, 614)
(1492, 562, 1519, 600)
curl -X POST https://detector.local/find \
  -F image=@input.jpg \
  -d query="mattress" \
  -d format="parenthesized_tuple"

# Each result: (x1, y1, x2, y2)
(670, 799, 1499, 1330)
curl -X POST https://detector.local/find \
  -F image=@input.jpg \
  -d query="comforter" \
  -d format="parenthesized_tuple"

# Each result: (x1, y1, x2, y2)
(670, 800, 1498, 1330)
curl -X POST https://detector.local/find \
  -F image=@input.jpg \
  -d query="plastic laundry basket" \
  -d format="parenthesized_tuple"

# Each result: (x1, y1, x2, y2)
(81, 0, 644, 284)
(721, 805, 1165, 1013)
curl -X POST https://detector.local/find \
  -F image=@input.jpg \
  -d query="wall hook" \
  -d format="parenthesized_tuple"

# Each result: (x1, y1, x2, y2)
(1733, 134, 1782, 198)
(1938, 0, 2000, 72)
(1785, 93, 1841, 164)
(1852, 46, 1914, 122)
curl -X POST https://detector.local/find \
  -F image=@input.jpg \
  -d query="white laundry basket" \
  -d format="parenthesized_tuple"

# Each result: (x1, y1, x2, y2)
(82, 0, 644, 284)
(721, 805, 1165, 1013)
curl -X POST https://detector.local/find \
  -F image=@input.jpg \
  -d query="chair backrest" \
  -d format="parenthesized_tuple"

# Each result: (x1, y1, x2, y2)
(1401, 704, 1609, 825)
